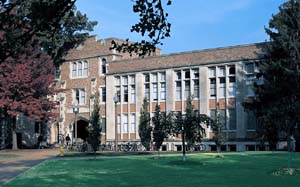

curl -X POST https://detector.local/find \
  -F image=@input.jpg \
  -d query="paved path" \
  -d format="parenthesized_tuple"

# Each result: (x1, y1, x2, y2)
(0, 149, 58, 185)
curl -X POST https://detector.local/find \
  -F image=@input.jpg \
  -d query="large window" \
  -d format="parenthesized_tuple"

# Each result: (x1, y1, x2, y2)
(228, 109, 236, 130)
(210, 78, 216, 97)
(72, 61, 88, 78)
(73, 88, 86, 105)
(130, 114, 136, 133)
(176, 82, 182, 100)
(192, 69, 199, 98)
(130, 85, 135, 103)
(100, 58, 107, 75)
(100, 87, 106, 102)
(153, 83, 158, 101)
(160, 83, 166, 100)
(184, 81, 190, 99)
(145, 84, 150, 101)
(228, 66, 236, 97)
(219, 77, 226, 98)
(123, 86, 128, 102)
(122, 115, 128, 133)
(246, 63, 256, 97)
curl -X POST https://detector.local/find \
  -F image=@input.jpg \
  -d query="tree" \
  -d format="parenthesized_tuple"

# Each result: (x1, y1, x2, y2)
(152, 104, 173, 155)
(87, 92, 102, 155)
(173, 96, 209, 161)
(245, 0, 300, 167)
(0, 0, 97, 65)
(211, 103, 226, 154)
(0, 40, 56, 150)
(138, 97, 152, 151)
(111, 0, 172, 56)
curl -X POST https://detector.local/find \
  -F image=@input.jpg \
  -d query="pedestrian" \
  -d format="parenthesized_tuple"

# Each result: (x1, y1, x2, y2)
(65, 134, 71, 150)
(38, 135, 43, 149)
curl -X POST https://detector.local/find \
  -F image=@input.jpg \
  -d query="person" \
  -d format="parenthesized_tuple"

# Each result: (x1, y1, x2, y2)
(38, 135, 43, 149)
(65, 134, 71, 150)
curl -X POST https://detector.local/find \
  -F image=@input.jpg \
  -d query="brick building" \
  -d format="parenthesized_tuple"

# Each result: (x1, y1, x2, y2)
(45, 35, 267, 152)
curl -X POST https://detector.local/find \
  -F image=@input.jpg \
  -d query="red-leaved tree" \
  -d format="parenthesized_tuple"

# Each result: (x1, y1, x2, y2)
(0, 40, 56, 150)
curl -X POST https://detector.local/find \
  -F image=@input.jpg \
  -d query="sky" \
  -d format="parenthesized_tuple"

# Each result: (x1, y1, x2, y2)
(75, 0, 286, 54)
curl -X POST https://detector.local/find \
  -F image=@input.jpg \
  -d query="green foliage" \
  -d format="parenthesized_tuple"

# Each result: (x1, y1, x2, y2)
(152, 104, 173, 151)
(138, 98, 152, 151)
(87, 93, 101, 153)
(111, 0, 172, 56)
(0, 0, 97, 65)
(246, 0, 300, 149)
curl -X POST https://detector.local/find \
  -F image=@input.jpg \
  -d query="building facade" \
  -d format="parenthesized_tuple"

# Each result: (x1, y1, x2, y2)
(46, 36, 265, 152)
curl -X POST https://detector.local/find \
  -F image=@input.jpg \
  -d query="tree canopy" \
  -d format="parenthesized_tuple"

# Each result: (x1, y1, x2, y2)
(245, 0, 300, 150)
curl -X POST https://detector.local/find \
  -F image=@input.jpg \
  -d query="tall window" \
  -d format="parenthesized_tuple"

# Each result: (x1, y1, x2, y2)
(144, 74, 150, 100)
(100, 87, 106, 102)
(160, 83, 166, 100)
(78, 62, 82, 77)
(246, 63, 255, 97)
(83, 61, 88, 76)
(192, 69, 199, 98)
(210, 78, 216, 97)
(130, 85, 135, 103)
(130, 114, 136, 133)
(153, 83, 158, 101)
(116, 86, 121, 102)
(176, 82, 182, 100)
(123, 115, 128, 133)
(72, 61, 88, 78)
(73, 88, 86, 105)
(123, 86, 128, 102)
(184, 81, 190, 99)
(54, 66, 60, 80)
(72, 62, 77, 77)
(228, 66, 236, 97)
(100, 58, 107, 75)
(175, 71, 182, 100)
(219, 77, 226, 98)
(160, 72, 166, 100)
(228, 109, 236, 130)
(145, 84, 150, 100)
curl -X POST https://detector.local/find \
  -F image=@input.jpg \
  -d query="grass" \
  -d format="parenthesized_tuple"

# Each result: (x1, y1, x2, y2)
(4, 152, 300, 187)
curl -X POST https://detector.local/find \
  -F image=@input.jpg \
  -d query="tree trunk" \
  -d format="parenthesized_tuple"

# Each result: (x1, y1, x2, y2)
(217, 145, 221, 154)
(12, 116, 18, 150)
(182, 130, 186, 161)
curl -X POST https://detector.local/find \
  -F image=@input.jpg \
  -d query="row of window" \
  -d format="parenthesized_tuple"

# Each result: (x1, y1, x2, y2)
(117, 114, 136, 133)
(70, 58, 107, 79)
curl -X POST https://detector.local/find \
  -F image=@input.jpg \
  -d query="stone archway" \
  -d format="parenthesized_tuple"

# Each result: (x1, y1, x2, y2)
(73, 118, 89, 141)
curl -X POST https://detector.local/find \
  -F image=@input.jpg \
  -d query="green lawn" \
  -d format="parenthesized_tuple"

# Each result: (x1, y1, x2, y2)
(4, 152, 300, 187)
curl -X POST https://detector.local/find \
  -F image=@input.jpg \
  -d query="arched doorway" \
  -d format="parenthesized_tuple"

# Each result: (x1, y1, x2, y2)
(73, 119, 89, 141)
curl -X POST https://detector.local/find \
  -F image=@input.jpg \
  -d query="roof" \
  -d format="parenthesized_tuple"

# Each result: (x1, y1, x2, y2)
(107, 43, 265, 75)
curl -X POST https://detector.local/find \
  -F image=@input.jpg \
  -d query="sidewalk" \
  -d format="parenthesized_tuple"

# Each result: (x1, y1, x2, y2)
(0, 149, 58, 185)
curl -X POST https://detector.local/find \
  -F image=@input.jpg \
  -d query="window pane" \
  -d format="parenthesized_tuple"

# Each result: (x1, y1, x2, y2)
(117, 115, 121, 133)
(193, 69, 199, 79)
(83, 61, 88, 76)
(193, 80, 199, 98)
(115, 77, 120, 85)
(152, 73, 158, 82)
(78, 62, 82, 77)
(130, 114, 136, 132)
(185, 71, 190, 79)
(153, 83, 158, 100)
(145, 84, 150, 100)
(123, 76, 128, 85)
(209, 67, 216, 77)
(72, 63, 77, 77)
(131, 85, 135, 103)
(161, 72, 166, 82)
(210, 78, 216, 97)
(176, 81, 181, 100)
(123, 115, 128, 133)
(229, 66, 235, 75)
(228, 110, 236, 130)
(101, 87, 106, 102)
(175, 71, 181, 80)
(160, 83, 166, 100)
(130, 75, 135, 84)
(184, 81, 190, 99)
(218, 67, 225, 77)
(123, 86, 128, 102)
(229, 84, 236, 97)
(145, 74, 150, 82)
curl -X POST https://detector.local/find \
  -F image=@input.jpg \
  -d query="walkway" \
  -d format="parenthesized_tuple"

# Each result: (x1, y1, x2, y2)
(0, 149, 58, 185)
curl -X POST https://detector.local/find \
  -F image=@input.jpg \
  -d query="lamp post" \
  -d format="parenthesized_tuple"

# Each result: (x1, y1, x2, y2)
(72, 102, 79, 143)
(113, 94, 119, 152)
